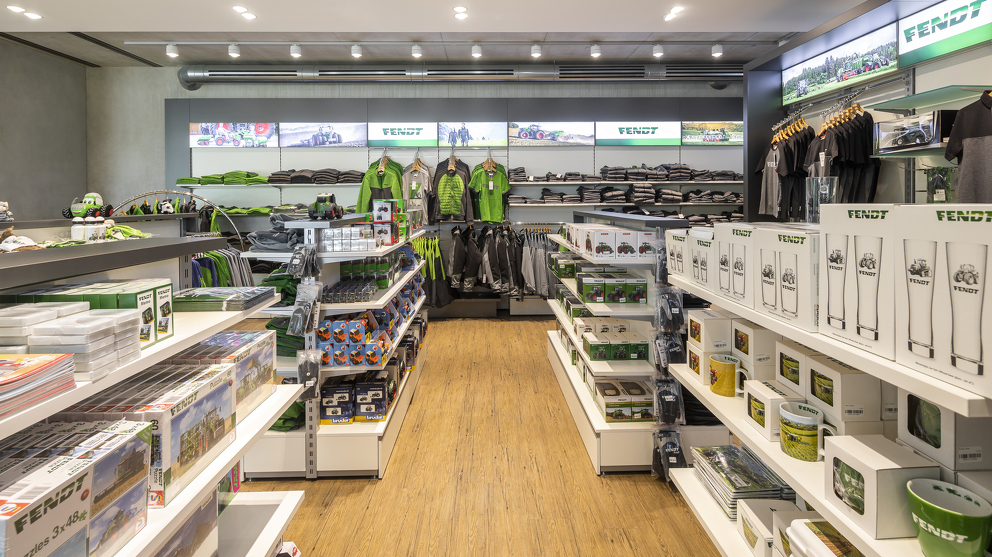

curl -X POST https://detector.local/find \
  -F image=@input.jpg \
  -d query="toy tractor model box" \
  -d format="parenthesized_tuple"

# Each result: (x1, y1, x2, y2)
(875, 110, 956, 154)
(309, 193, 344, 220)
(63, 192, 113, 218)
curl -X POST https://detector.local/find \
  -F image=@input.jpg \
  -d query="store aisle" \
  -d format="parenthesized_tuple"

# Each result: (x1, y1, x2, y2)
(242, 316, 718, 557)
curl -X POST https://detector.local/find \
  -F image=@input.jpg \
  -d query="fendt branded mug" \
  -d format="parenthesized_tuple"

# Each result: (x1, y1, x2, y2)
(709, 354, 751, 397)
(778, 402, 837, 462)
(907, 478, 992, 557)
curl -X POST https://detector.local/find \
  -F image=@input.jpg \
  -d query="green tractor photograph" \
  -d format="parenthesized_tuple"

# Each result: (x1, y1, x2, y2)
(702, 128, 731, 142)
(516, 124, 564, 141)
(62, 192, 113, 218)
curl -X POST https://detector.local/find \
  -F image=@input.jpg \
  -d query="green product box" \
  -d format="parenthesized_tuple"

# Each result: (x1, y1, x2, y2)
(595, 381, 631, 422)
(555, 284, 570, 306)
(576, 265, 604, 274)
(603, 275, 627, 304)
(99, 286, 127, 309)
(623, 332, 650, 360)
(606, 332, 629, 360)
(578, 274, 605, 303)
(117, 283, 158, 348)
(15, 287, 58, 303)
(582, 332, 611, 361)
(603, 266, 628, 274)
(565, 297, 592, 322)
(620, 380, 654, 421)
(151, 279, 175, 342)
(364, 257, 377, 279)
(551, 255, 577, 279)
(623, 274, 649, 304)
(340, 260, 353, 279)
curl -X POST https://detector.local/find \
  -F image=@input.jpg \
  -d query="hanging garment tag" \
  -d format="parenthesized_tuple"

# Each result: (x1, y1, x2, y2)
(489, 180, 494, 190)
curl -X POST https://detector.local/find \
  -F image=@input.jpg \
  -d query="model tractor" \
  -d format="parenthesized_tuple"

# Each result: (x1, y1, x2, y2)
(308, 193, 344, 220)
(892, 124, 932, 147)
(595, 242, 614, 255)
(516, 125, 563, 141)
(617, 242, 635, 255)
(333, 349, 348, 366)
(62, 192, 113, 218)
(317, 326, 332, 342)
(584, 286, 603, 302)
(628, 286, 647, 302)
(639, 243, 652, 255)
(702, 128, 731, 142)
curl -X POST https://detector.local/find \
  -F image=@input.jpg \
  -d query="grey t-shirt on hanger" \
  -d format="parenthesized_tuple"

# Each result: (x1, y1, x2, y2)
(759, 146, 781, 217)
(945, 92, 992, 203)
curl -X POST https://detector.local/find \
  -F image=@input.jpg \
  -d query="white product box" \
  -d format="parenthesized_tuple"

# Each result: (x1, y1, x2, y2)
(772, 510, 821, 557)
(884, 418, 898, 442)
(823, 417, 884, 436)
(806, 355, 881, 424)
(615, 230, 638, 260)
(686, 341, 726, 387)
(713, 222, 756, 309)
(592, 231, 617, 259)
(744, 380, 805, 441)
(687, 309, 732, 352)
(637, 230, 658, 257)
(881, 381, 898, 421)
(753, 225, 820, 332)
(897, 388, 992, 471)
(664, 228, 689, 279)
(895, 438, 957, 483)
(787, 519, 862, 557)
(895, 205, 992, 400)
(688, 229, 716, 292)
(819, 204, 896, 360)
(732, 319, 781, 369)
(825, 434, 941, 538)
(775, 340, 820, 397)
(150, 490, 218, 557)
(955, 471, 992, 521)
(739, 361, 776, 384)
(680, 425, 732, 466)
(738, 499, 800, 557)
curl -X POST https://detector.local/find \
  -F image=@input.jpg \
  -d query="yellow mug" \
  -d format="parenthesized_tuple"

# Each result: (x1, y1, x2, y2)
(709, 354, 751, 397)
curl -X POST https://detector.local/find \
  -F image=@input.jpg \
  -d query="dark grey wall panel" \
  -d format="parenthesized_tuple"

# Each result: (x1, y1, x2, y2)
(368, 98, 508, 121)
(164, 99, 190, 192)
(507, 98, 681, 121)
(679, 97, 743, 121)
(743, 70, 782, 221)
(188, 98, 369, 122)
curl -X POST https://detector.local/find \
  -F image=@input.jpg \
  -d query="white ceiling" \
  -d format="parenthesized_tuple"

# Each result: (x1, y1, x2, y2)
(1, 0, 865, 33)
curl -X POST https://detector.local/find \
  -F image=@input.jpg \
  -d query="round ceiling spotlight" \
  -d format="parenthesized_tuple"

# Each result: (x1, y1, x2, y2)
(241, 12, 255, 19)
(232, 6, 247, 12)
(664, 12, 676, 21)
(6, 5, 24, 12)
(454, 12, 467, 19)
(166, 44, 179, 58)
(351, 44, 362, 58)
(670, 6, 684, 13)
(652, 44, 664, 57)
(590, 44, 601, 58)
(453, 6, 467, 11)
(290, 44, 302, 58)
(228, 44, 241, 57)
(472, 44, 482, 58)
(711, 44, 723, 57)
(531, 44, 542, 58)
(412, 44, 423, 58)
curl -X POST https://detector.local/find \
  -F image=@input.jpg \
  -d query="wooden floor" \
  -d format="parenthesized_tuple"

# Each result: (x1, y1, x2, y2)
(240, 316, 719, 557)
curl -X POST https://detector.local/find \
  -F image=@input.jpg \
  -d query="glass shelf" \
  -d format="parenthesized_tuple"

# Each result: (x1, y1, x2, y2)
(866, 85, 991, 113)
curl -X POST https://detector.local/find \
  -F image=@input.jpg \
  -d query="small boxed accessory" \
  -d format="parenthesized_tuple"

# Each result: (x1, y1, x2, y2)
(622, 274, 649, 304)
(687, 308, 732, 352)
(897, 388, 992, 471)
(775, 340, 819, 400)
(623, 332, 649, 360)
(744, 380, 805, 441)
(595, 381, 631, 422)
(605, 332, 629, 360)
(713, 222, 756, 309)
(732, 319, 781, 369)
(615, 230, 639, 260)
(772, 510, 820, 557)
(618, 380, 653, 422)
(576, 274, 605, 303)
(372, 200, 394, 223)
(637, 230, 657, 258)
(592, 231, 617, 259)
(874, 110, 957, 154)
(686, 341, 723, 386)
(738, 499, 799, 557)
(824, 434, 940, 538)
(603, 275, 627, 303)
(807, 355, 881, 424)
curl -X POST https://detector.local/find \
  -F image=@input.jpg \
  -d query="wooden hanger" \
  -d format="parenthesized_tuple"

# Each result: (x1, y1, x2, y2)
(448, 147, 457, 172)
(377, 148, 390, 175)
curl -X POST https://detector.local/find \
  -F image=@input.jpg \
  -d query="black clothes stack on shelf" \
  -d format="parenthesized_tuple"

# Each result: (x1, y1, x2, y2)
(508, 167, 528, 182)
(945, 90, 992, 203)
(627, 184, 656, 205)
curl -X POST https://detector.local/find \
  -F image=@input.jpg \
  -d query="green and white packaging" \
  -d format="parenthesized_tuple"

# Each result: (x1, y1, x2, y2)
(897, 388, 992, 471)
(117, 284, 158, 348)
(738, 499, 799, 557)
(595, 381, 630, 422)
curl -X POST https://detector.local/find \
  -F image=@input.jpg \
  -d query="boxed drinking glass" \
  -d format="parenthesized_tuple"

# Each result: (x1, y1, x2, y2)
(713, 223, 756, 309)
(753, 226, 820, 332)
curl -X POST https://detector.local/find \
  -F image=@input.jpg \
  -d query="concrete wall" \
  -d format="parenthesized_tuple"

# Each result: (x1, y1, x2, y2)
(0, 40, 87, 220)
(85, 66, 742, 204)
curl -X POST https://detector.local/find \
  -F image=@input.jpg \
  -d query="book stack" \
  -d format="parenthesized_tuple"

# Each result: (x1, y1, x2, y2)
(692, 444, 789, 519)
(0, 353, 75, 418)
(172, 286, 277, 312)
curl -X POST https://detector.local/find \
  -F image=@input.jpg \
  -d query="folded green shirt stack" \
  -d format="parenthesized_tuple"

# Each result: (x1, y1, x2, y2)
(176, 177, 200, 185)
(223, 170, 250, 184)
(199, 174, 224, 184)
(246, 175, 269, 185)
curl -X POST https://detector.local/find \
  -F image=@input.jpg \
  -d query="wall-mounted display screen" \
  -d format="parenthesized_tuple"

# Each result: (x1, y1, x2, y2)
(279, 123, 367, 147)
(681, 122, 744, 145)
(898, 0, 992, 66)
(438, 122, 508, 147)
(189, 123, 278, 148)
(508, 122, 595, 146)
(595, 122, 681, 145)
(782, 23, 899, 105)
(368, 123, 438, 147)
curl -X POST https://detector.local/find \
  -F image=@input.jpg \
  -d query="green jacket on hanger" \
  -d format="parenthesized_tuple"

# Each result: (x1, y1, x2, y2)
(356, 159, 404, 213)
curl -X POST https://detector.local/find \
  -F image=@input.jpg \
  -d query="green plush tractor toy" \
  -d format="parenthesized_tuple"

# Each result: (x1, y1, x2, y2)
(62, 192, 113, 218)
(308, 193, 344, 220)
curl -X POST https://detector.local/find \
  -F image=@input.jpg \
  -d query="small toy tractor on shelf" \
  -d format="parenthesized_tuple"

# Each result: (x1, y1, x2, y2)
(308, 193, 344, 220)
(62, 192, 113, 218)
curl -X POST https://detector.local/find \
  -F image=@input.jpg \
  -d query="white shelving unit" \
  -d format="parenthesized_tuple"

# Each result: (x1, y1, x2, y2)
(668, 275, 992, 417)
(240, 229, 426, 263)
(557, 277, 654, 318)
(508, 181, 744, 186)
(0, 295, 281, 444)
(549, 233, 654, 266)
(548, 301, 655, 377)
(669, 469, 752, 557)
(217, 491, 305, 557)
(510, 203, 743, 208)
(669, 363, 925, 557)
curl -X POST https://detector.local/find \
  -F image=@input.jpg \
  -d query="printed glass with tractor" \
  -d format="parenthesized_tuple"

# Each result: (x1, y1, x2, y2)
(62, 192, 114, 218)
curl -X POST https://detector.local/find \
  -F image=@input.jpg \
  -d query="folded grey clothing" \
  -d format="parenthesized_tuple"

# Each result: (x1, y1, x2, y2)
(562, 194, 581, 202)
(290, 169, 316, 183)
(525, 199, 546, 204)
(686, 215, 708, 223)
(658, 188, 681, 197)
(247, 229, 302, 252)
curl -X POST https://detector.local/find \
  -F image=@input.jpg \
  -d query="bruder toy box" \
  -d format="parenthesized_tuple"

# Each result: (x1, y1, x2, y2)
(819, 205, 897, 360)
(895, 204, 992, 399)
(713, 223, 756, 309)
(753, 225, 819, 333)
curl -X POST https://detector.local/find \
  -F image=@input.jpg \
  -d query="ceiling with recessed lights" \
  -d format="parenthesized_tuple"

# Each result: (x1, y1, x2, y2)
(0, 0, 867, 66)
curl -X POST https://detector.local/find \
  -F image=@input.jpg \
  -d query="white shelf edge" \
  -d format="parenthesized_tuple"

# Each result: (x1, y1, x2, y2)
(549, 234, 655, 266)
(547, 330, 654, 432)
(118, 383, 305, 557)
(558, 277, 654, 317)
(218, 491, 305, 557)
(0, 294, 281, 443)
(241, 230, 426, 263)
(668, 363, 924, 557)
(547, 300, 656, 377)
(669, 468, 754, 557)
(668, 275, 992, 417)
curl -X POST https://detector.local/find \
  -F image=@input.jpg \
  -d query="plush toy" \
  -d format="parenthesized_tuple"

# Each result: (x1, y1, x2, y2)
(159, 200, 175, 214)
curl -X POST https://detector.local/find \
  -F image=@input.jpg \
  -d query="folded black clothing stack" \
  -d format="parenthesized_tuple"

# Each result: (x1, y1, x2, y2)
(541, 189, 564, 203)
(712, 170, 738, 182)
(508, 194, 529, 204)
(583, 174, 600, 181)
(290, 169, 316, 183)
(600, 165, 624, 179)
(546, 172, 566, 182)
(338, 170, 364, 183)
(268, 170, 292, 184)
(578, 186, 602, 203)
(562, 194, 581, 203)
(313, 168, 340, 184)
(657, 188, 683, 203)
(646, 168, 668, 181)
(691, 169, 714, 181)
(730, 211, 744, 221)
(626, 168, 649, 181)
(627, 184, 656, 205)
(565, 172, 585, 182)
(686, 214, 708, 224)
(508, 167, 527, 181)
(712, 191, 741, 203)
(601, 188, 626, 203)
(685, 189, 714, 203)
(708, 213, 731, 224)
(664, 164, 692, 181)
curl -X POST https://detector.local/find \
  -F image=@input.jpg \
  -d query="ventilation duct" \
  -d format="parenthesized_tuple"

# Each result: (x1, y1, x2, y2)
(178, 63, 742, 90)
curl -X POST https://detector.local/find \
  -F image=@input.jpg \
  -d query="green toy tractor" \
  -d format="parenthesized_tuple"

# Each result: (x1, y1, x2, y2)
(308, 193, 344, 220)
(62, 192, 113, 218)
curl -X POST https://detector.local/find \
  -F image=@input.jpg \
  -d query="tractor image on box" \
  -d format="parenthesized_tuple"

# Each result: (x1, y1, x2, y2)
(308, 193, 344, 220)
(513, 124, 564, 141)
(62, 192, 113, 218)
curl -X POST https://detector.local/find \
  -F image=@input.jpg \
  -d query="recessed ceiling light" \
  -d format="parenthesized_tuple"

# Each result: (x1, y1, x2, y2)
(653, 44, 664, 57)
(664, 12, 676, 21)
(711, 43, 723, 57)
(241, 12, 255, 19)
(232, 6, 247, 12)
(6, 5, 24, 12)
(531, 44, 541, 58)
(590, 44, 601, 58)
(412, 44, 422, 58)
(290, 44, 301, 58)
(472, 44, 482, 58)
(670, 6, 684, 13)
(166, 44, 179, 58)
(454, 12, 467, 19)
(228, 44, 240, 57)
(453, 6, 467, 12)
(23, 12, 41, 19)
(351, 44, 362, 58)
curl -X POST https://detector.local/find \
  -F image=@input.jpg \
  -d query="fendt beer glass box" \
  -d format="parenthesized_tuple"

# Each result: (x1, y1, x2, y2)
(713, 223, 756, 309)
(753, 226, 820, 332)
(895, 205, 992, 399)
(819, 205, 897, 360)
